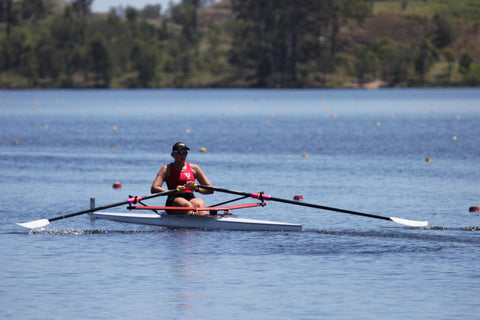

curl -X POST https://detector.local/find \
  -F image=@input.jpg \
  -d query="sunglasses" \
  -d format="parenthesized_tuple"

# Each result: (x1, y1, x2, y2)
(174, 150, 188, 155)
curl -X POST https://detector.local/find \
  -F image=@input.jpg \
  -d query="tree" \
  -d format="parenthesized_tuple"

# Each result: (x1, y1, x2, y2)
(21, 0, 45, 20)
(229, 0, 372, 87)
(57, 47, 83, 87)
(1, 0, 15, 38)
(459, 52, 473, 74)
(414, 39, 439, 83)
(125, 6, 138, 24)
(87, 34, 112, 87)
(229, 1, 275, 86)
(72, 0, 92, 43)
(458, 53, 480, 85)
(325, 0, 372, 59)
(1, 28, 25, 70)
(389, 47, 414, 86)
(37, 44, 58, 79)
(141, 4, 161, 19)
(369, 37, 397, 82)
(170, 1, 196, 41)
(432, 14, 455, 48)
(50, 6, 76, 48)
(443, 48, 455, 79)
(131, 39, 157, 87)
(353, 44, 377, 85)
(21, 38, 39, 84)
(205, 20, 223, 75)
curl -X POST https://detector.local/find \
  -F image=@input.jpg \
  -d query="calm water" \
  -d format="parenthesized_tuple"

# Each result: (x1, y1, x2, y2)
(1, 88, 479, 319)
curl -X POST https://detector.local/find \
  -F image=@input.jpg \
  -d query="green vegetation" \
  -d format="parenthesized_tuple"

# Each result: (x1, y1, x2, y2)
(0, 0, 479, 88)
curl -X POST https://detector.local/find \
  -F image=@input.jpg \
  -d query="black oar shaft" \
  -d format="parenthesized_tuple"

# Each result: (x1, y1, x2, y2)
(261, 196, 390, 221)
(49, 189, 176, 222)
(199, 185, 391, 222)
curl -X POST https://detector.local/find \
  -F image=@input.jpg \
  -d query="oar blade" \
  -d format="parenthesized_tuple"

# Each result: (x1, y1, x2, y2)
(390, 217, 428, 227)
(17, 219, 50, 229)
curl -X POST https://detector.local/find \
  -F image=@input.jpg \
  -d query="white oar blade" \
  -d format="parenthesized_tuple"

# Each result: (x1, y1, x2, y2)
(390, 217, 428, 227)
(17, 219, 50, 229)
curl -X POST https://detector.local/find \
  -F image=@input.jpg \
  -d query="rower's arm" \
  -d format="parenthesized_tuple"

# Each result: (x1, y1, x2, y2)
(191, 165, 213, 194)
(151, 165, 168, 194)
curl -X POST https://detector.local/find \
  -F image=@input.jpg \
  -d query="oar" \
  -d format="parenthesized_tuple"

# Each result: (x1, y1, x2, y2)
(197, 185, 428, 227)
(17, 189, 177, 229)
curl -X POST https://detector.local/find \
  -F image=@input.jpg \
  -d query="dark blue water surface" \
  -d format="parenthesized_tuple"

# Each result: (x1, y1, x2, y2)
(1, 88, 479, 319)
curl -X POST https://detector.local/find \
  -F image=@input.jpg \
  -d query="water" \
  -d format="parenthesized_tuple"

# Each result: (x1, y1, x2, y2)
(1, 88, 479, 319)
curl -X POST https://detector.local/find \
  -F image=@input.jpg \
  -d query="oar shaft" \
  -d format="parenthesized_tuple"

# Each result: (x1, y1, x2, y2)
(17, 189, 178, 229)
(48, 190, 177, 223)
(50, 198, 135, 222)
(262, 196, 390, 221)
(199, 185, 391, 221)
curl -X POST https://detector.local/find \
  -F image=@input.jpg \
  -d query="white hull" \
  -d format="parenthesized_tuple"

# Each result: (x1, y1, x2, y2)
(90, 211, 302, 231)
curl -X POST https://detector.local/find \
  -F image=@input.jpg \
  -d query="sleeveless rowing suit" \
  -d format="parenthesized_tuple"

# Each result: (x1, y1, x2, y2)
(166, 162, 196, 205)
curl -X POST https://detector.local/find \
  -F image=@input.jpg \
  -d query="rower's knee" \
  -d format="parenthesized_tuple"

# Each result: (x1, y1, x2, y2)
(173, 198, 194, 207)
(190, 198, 205, 207)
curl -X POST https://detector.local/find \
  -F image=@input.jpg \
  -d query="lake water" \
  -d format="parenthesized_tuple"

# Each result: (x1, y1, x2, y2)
(1, 88, 479, 319)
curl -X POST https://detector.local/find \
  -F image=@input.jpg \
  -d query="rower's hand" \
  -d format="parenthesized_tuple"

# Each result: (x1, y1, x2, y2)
(185, 181, 199, 191)
(176, 185, 187, 192)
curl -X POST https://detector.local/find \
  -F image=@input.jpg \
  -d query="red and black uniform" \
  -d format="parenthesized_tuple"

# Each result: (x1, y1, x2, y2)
(166, 163, 196, 206)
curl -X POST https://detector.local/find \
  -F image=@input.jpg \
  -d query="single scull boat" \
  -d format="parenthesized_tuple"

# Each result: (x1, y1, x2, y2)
(90, 211, 302, 231)
(90, 200, 302, 231)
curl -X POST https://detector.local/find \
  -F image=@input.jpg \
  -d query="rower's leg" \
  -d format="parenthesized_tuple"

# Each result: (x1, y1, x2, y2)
(190, 198, 209, 216)
(171, 197, 195, 214)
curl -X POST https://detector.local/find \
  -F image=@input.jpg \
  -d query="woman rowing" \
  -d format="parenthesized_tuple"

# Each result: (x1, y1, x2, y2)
(151, 142, 213, 215)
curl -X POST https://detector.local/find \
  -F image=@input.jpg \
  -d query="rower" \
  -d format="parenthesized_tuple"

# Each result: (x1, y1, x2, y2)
(151, 142, 214, 215)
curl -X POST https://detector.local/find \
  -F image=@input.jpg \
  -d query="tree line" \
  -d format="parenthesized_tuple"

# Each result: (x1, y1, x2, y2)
(0, 0, 479, 88)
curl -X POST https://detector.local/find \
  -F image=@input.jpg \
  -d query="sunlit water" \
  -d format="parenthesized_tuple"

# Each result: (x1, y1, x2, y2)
(1, 88, 479, 319)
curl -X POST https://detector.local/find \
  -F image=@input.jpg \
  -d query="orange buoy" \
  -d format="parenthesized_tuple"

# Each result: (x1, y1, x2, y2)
(112, 181, 122, 189)
(302, 153, 308, 157)
(469, 206, 480, 212)
(200, 147, 207, 153)
(293, 194, 304, 201)
(426, 158, 432, 162)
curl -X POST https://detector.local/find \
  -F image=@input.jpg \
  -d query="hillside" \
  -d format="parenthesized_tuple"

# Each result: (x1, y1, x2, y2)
(0, 0, 479, 88)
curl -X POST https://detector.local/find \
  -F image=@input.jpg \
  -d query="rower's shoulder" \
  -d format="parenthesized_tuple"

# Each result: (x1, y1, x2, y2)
(189, 163, 201, 171)
(158, 163, 170, 173)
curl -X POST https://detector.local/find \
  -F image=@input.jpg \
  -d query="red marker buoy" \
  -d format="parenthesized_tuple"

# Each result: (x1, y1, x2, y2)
(112, 181, 122, 189)
(469, 205, 480, 212)
(293, 194, 304, 201)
